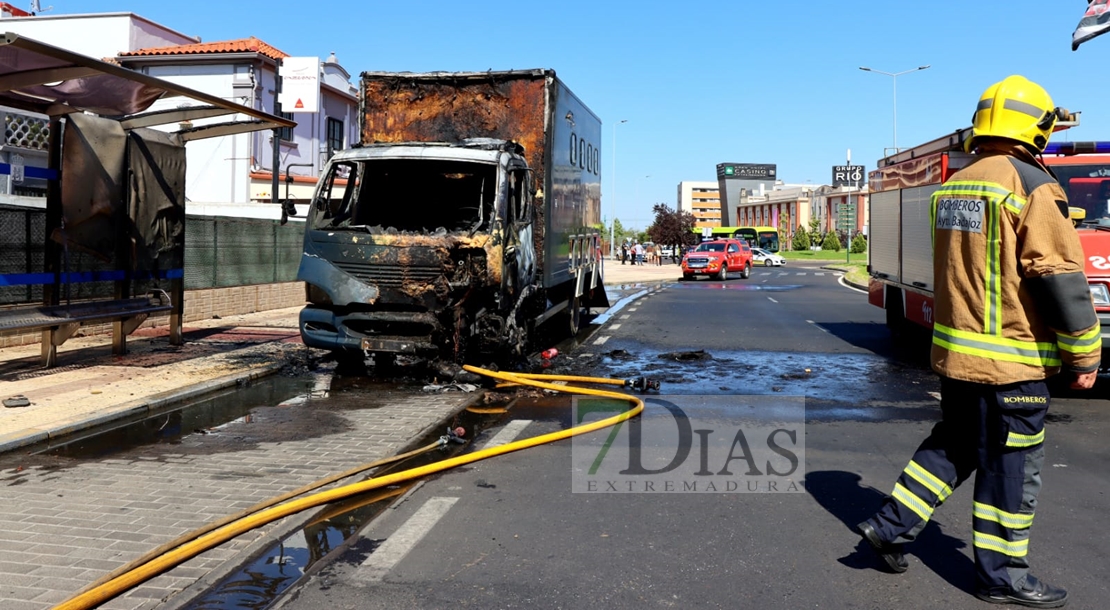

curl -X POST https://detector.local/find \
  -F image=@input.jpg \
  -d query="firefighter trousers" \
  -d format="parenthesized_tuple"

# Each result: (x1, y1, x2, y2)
(864, 375, 1048, 594)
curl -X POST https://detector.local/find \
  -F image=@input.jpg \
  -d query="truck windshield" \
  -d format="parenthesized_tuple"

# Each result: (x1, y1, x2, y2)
(310, 159, 497, 233)
(1055, 163, 1110, 224)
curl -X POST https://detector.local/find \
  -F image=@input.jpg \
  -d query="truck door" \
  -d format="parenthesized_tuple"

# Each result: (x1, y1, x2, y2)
(503, 168, 535, 297)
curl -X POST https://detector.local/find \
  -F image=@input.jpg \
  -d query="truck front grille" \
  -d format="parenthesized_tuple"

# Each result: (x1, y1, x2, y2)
(686, 258, 709, 269)
(333, 261, 442, 286)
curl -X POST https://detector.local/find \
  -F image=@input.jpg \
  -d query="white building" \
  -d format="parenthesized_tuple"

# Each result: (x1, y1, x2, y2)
(0, 10, 358, 206)
(118, 39, 358, 204)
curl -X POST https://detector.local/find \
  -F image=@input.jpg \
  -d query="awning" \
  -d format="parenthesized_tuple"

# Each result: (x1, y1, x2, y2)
(0, 31, 294, 138)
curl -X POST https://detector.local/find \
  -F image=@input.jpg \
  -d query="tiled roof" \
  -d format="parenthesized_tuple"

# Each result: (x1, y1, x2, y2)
(121, 37, 289, 60)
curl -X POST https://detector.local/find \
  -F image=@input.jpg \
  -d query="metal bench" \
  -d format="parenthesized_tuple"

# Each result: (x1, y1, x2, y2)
(0, 291, 174, 367)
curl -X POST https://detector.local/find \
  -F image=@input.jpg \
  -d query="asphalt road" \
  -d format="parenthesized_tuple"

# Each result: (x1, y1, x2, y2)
(274, 266, 1110, 609)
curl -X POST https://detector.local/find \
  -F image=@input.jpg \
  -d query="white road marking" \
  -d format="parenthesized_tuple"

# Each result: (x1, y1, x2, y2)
(619, 314, 631, 320)
(759, 272, 771, 276)
(796, 273, 806, 276)
(358, 497, 459, 582)
(610, 323, 622, 330)
(481, 419, 533, 450)
(594, 335, 611, 345)
(806, 319, 829, 333)
(815, 273, 825, 276)
(629, 308, 638, 312)
(768, 297, 778, 303)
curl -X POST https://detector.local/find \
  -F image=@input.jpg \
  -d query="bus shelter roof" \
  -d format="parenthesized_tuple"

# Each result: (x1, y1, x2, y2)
(0, 32, 294, 140)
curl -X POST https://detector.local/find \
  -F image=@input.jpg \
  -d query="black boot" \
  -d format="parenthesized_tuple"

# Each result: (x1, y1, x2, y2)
(976, 574, 1068, 608)
(857, 521, 908, 573)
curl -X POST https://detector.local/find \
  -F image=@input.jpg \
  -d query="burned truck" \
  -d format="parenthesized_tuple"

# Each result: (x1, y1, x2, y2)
(296, 70, 608, 365)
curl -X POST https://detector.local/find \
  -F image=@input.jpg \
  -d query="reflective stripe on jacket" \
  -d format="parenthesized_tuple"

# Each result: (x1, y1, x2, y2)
(930, 142, 1100, 384)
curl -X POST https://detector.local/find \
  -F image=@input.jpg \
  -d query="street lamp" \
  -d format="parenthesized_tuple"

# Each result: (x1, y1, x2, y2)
(610, 119, 628, 258)
(859, 65, 930, 152)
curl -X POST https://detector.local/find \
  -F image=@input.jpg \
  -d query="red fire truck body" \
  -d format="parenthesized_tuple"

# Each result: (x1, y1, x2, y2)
(867, 128, 1110, 354)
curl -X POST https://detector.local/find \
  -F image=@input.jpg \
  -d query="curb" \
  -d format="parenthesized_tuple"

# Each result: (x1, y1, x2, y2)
(821, 265, 869, 292)
(0, 360, 285, 456)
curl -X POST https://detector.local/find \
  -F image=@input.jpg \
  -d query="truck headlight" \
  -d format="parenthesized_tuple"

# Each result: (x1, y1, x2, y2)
(1090, 283, 1110, 307)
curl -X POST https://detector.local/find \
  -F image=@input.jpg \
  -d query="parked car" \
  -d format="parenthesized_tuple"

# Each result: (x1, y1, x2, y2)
(681, 239, 752, 280)
(751, 247, 786, 267)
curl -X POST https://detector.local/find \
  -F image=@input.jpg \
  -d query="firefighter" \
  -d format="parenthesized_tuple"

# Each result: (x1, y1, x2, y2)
(857, 75, 1100, 608)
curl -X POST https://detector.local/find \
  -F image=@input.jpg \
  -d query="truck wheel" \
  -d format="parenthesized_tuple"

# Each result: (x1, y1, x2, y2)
(718, 266, 728, 281)
(741, 263, 751, 279)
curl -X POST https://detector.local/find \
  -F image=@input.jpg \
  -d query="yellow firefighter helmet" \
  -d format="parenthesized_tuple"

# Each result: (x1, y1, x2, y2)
(965, 75, 1058, 153)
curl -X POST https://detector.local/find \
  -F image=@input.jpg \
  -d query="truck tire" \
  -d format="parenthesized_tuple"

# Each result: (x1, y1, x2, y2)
(885, 287, 906, 339)
(718, 266, 728, 281)
(741, 263, 751, 279)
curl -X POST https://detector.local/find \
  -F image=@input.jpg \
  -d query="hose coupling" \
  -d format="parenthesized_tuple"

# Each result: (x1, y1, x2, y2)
(625, 377, 661, 393)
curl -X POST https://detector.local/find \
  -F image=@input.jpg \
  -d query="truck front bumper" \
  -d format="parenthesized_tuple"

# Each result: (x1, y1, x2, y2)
(299, 306, 439, 354)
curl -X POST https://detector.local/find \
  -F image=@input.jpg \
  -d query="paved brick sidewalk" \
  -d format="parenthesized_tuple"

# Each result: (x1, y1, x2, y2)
(0, 306, 475, 607)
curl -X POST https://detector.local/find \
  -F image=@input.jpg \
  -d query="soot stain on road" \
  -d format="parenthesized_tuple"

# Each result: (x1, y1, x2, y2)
(585, 347, 938, 405)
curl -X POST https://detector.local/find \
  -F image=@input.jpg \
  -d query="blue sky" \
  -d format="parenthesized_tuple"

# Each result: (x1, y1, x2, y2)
(59, 1, 1109, 229)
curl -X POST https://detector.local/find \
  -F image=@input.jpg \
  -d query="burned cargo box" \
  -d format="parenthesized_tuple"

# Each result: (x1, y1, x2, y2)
(298, 70, 607, 366)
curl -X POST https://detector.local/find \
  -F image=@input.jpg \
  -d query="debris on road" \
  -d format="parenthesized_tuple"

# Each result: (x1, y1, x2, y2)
(657, 350, 712, 361)
(3, 395, 30, 408)
(422, 383, 479, 393)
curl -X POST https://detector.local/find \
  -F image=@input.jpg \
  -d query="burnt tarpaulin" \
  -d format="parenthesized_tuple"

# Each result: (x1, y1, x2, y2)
(58, 112, 126, 262)
(127, 128, 185, 271)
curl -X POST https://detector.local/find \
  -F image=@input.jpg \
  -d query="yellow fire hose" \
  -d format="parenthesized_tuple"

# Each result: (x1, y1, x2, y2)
(53, 365, 648, 610)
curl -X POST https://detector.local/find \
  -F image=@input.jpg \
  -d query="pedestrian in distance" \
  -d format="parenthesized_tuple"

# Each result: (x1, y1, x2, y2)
(857, 75, 1100, 609)
(620, 243, 628, 265)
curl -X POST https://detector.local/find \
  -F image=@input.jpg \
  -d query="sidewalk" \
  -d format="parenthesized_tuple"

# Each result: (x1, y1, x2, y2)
(0, 307, 316, 455)
(602, 258, 684, 285)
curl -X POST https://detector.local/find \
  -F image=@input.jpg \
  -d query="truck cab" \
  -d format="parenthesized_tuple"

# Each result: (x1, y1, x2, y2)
(297, 138, 538, 362)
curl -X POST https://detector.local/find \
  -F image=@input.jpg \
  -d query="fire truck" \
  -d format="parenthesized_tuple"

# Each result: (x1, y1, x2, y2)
(867, 123, 1110, 354)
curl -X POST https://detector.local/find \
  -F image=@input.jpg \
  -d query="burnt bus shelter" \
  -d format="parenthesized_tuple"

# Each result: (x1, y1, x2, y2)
(0, 32, 294, 366)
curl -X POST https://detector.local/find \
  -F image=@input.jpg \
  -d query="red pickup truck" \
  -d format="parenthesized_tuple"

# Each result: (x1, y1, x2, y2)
(681, 239, 753, 281)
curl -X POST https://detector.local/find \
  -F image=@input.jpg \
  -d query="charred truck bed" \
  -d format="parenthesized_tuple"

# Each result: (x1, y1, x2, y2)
(297, 70, 607, 365)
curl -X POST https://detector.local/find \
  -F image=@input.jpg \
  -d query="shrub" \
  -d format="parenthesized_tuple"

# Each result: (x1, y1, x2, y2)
(850, 233, 867, 254)
(792, 228, 810, 251)
(821, 230, 841, 252)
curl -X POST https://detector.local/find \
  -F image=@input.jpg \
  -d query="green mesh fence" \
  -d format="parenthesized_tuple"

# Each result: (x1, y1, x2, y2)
(1, 206, 304, 306)
(185, 216, 304, 289)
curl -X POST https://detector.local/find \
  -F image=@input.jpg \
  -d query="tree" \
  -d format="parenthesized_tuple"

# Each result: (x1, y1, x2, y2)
(611, 218, 627, 243)
(822, 230, 841, 252)
(792, 226, 810, 251)
(647, 203, 698, 260)
(808, 215, 821, 237)
(850, 233, 868, 254)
